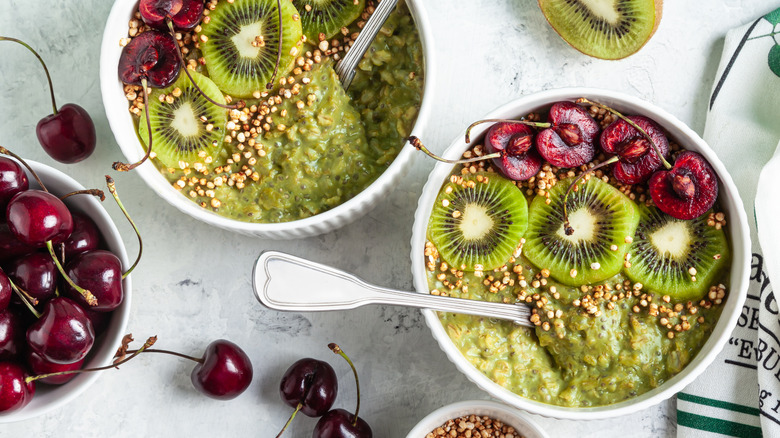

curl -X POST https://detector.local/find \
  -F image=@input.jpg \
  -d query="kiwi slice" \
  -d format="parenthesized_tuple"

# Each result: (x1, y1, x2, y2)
(523, 177, 640, 286)
(199, 0, 303, 98)
(624, 206, 729, 300)
(138, 70, 227, 168)
(292, 0, 365, 42)
(428, 173, 528, 272)
(538, 0, 662, 60)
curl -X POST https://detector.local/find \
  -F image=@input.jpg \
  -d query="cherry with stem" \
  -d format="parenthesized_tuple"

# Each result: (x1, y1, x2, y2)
(313, 344, 372, 438)
(0, 37, 96, 164)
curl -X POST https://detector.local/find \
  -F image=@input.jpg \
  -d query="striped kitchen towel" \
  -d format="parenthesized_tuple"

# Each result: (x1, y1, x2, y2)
(677, 7, 780, 438)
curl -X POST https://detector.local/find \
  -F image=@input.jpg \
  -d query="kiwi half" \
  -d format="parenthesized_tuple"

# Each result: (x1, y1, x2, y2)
(523, 177, 640, 286)
(138, 70, 228, 168)
(428, 173, 528, 272)
(538, 0, 662, 60)
(293, 0, 366, 42)
(624, 206, 729, 300)
(199, 0, 303, 98)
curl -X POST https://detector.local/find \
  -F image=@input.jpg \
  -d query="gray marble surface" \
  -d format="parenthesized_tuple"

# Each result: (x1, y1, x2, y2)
(0, 0, 775, 436)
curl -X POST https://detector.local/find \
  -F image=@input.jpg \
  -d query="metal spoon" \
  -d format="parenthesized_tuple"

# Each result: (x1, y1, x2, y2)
(252, 251, 534, 327)
(335, 0, 399, 89)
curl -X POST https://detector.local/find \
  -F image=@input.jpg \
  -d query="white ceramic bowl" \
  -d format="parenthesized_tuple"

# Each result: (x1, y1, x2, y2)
(99, 0, 435, 239)
(410, 88, 751, 420)
(406, 400, 549, 438)
(0, 160, 131, 422)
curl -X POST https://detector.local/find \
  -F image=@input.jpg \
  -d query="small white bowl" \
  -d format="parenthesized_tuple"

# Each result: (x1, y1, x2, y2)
(99, 0, 435, 239)
(0, 160, 131, 422)
(410, 88, 751, 420)
(406, 400, 549, 438)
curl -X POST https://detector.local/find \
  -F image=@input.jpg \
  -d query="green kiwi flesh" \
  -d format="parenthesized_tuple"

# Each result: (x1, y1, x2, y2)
(199, 0, 303, 98)
(138, 70, 228, 168)
(293, 0, 366, 42)
(523, 176, 640, 286)
(538, 0, 661, 60)
(624, 206, 730, 300)
(428, 173, 528, 272)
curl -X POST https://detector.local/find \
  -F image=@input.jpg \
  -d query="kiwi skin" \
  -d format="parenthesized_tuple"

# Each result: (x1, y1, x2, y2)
(537, 0, 664, 60)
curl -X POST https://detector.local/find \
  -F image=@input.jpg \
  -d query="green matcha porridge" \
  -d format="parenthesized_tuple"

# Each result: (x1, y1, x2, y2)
(422, 106, 731, 408)
(122, 0, 423, 223)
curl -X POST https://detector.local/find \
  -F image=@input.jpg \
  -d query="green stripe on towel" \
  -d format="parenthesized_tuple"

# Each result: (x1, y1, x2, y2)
(678, 393, 761, 416)
(678, 411, 762, 437)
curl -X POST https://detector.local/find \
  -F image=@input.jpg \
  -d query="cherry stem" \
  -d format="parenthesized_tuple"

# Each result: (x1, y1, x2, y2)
(407, 136, 501, 164)
(464, 119, 550, 144)
(267, 0, 283, 90)
(0, 146, 47, 192)
(275, 402, 303, 438)
(329, 343, 361, 426)
(105, 176, 143, 279)
(562, 156, 620, 235)
(113, 78, 152, 172)
(26, 335, 157, 384)
(166, 21, 244, 110)
(123, 348, 203, 363)
(8, 278, 40, 318)
(0, 37, 58, 114)
(46, 240, 97, 306)
(575, 98, 672, 169)
(60, 189, 105, 202)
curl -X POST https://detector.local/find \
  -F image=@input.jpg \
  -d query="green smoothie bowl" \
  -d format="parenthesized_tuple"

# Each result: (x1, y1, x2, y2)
(410, 88, 750, 420)
(100, 0, 434, 239)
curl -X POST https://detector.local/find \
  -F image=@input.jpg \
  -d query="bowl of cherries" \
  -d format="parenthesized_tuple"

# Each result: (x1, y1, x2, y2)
(0, 152, 132, 421)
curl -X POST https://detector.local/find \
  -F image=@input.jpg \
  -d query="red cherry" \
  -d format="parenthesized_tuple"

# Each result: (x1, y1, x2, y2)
(0, 269, 11, 311)
(6, 190, 73, 246)
(648, 151, 718, 220)
(0, 362, 35, 413)
(535, 101, 600, 168)
(484, 122, 543, 181)
(600, 115, 670, 184)
(190, 340, 253, 400)
(36, 104, 96, 164)
(118, 30, 180, 88)
(64, 250, 123, 312)
(0, 157, 28, 213)
(140, 0, 204, 31)
(26, 296, 95, 364)
(26, 350, 84, 385)
(313, 409, 373, 438)
(0, 223, 36, 264)
(61, 212, 101, 260)
(280, 358, 338, 417)
(0, 308, 25, 360)
(7, 252, 57, 305)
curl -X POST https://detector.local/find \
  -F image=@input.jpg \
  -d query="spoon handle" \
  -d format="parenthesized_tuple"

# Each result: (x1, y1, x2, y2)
(252, 251, 533, 327)
(335, 0, 399, 89)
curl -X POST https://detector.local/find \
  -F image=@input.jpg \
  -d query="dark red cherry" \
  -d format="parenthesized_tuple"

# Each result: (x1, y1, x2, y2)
(0, 223, 36, 264)
(64, 250, 123, 312)
(140, 0, 204, 31)
(280, 358, 338, 417)
(82, 308, 111, 336)
(0, 269, 11, 310)
(118, 30, 180, 88)
(26, 350, 84, 385)
(26, 297, 94, 364)
(0, 157, 28, 213)
(36, 104, 96, 164)
(601, 115, 670, 184)
(6, 190, 73, 246)
(484, 122, 543, 181)
(648, 151, 718, 220)
(313, 409, 373, 438)
(62, 212, 101, 261)
(8, 253, 57, 304)
(535, 101, 600, 168)
(191, 340, 253, 400)
(0, 362, 35, 413)
(0, 308, 25, 360)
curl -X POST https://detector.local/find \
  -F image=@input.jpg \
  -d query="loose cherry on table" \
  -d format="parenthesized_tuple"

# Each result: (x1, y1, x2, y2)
(313, 344, 372, 438)
(0, 37, 96, 164)
(0, 361, 35, 414)
(276, 357, 338, 437)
